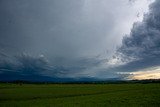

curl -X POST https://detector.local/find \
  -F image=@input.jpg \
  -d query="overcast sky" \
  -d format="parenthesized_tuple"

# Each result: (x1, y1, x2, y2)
(1, 0, 160, 81)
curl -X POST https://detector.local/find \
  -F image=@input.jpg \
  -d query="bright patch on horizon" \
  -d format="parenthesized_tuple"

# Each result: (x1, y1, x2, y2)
(127, 67, 160, 80)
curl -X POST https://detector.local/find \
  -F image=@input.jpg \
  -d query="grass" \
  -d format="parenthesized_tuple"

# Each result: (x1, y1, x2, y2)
(0, 83, 160, 107)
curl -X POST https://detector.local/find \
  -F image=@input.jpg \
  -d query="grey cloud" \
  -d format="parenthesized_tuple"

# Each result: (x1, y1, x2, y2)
(0, 0, 118, 77)
(117, 0, 160, 72)
(0, 52, 104, 79)
(0, 53, 51, 75)
(0, 0, 152, 80)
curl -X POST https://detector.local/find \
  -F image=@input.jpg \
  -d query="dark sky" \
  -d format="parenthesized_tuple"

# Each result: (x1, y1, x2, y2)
(1, 0, 159, 81)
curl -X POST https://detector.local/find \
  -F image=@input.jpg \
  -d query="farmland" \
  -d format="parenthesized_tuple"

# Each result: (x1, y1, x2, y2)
(0, 83, 160, 107)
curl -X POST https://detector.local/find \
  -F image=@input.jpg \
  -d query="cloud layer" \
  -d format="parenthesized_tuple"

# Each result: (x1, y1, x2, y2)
(0, 0, 157, 80)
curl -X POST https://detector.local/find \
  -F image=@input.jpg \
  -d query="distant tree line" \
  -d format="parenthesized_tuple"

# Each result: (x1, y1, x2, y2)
(1, 79, 160, 84)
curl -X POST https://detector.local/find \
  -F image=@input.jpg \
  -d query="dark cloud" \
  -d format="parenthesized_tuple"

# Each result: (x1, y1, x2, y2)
(117, 0, 160, 72)
(0, 52, 105, 81)
(0, 53, 51, 75)
(0, 0, 153, 80)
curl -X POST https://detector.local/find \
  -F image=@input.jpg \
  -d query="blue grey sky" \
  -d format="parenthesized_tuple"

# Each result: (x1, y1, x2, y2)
(0, 0, 159, 81)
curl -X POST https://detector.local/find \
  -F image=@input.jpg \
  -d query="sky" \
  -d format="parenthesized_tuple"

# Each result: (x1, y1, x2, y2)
(0, 0, 160, 81)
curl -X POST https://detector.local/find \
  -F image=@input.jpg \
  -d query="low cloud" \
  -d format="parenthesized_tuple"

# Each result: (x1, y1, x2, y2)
(0, 53, 52, 76)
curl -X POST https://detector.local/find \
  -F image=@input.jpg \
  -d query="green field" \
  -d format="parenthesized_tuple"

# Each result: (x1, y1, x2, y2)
(0, 83, 160, 107)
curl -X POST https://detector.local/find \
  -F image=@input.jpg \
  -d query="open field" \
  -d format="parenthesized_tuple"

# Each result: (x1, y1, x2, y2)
(0, 83, 160, 107)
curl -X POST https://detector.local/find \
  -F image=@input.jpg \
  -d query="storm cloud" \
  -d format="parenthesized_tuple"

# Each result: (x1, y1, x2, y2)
(117, 0, 160, 72)
(0, 0, 156, 81)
